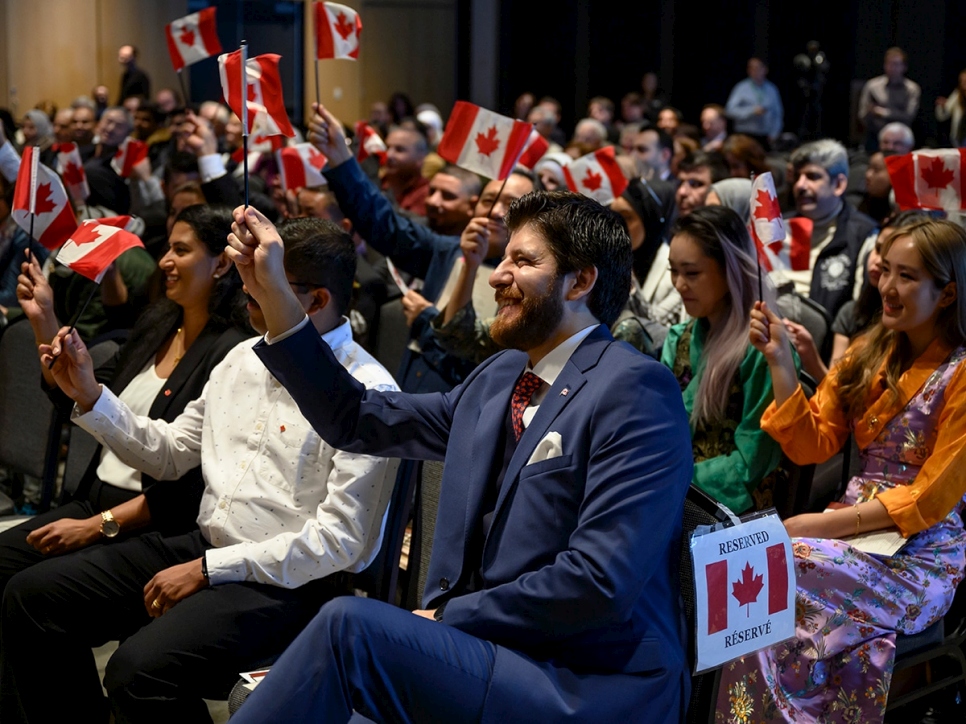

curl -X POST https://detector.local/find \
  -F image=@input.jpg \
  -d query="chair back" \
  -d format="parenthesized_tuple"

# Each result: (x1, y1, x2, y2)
(682, 486, 735, 724)
(776, 291, 833, 363)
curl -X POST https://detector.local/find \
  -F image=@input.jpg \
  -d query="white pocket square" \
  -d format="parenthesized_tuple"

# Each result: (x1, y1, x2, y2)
(527, 431, 563, 466)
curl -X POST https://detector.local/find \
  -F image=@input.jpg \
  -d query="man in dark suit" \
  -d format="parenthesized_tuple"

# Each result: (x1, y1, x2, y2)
(225, 190, 694, 723)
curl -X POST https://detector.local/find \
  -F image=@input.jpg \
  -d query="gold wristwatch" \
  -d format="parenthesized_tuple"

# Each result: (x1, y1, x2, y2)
(99, 510, 120, 538)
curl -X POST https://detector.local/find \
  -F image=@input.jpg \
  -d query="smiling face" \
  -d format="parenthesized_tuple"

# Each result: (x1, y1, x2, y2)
(668, 232, 730, 326)
(474, 174, 534, 258)
(488, 225, 565, 353)
(878, 235, 952, 344)
(426, 173, 476, 235)
(71, 107, 96, 145)
(384, 129, 425, 178)
(159, 222, 220, 311)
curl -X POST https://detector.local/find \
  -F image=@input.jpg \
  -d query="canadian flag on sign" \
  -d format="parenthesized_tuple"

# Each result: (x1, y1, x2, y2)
(562, 147, 629, 205)
(165, 8, 222, 72)
(355, 122, 387, 165)
(218, 51, 295, 137)
(704, 544, 790, 635)
(315, 2, 362, 60)
(56, 219, 145, 283)
(517, 129, 549, 170)
(111, 137, 149, 178)
(55, 143, 90, 203)
(437, 101, 532, 180)
(11, 147, 77, 250)
(886, 149, 966, 212)
(276, 144, 328, 192)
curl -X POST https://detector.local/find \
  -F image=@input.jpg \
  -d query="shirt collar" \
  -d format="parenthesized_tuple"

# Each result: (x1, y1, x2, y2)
(320, 317, 354, 351)
(530, 323, 599, 386)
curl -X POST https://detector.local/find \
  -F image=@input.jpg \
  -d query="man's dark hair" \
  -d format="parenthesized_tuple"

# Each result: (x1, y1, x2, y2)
(163, 152, 200, 188)
(678, 150, 729, 183)
(135, 101, 165, 125)
(278, 218, 357, 318)
(437, 164, 484, 197)
(393, 118, 429, 154)
(504, 190, 631, 327)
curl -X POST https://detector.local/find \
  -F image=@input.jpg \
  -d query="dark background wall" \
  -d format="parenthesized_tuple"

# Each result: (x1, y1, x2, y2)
(492, 0, 966, 147)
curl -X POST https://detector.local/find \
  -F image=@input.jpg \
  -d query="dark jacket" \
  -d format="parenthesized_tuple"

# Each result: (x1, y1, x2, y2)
(804, 202, 877, 319)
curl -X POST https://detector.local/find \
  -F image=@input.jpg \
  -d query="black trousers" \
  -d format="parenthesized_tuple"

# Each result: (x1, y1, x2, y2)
(1, 529, 343, 724)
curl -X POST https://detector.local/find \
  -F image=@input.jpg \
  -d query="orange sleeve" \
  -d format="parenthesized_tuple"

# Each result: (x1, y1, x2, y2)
(761, 375, 852, 466)
(877, 362, 966, 537)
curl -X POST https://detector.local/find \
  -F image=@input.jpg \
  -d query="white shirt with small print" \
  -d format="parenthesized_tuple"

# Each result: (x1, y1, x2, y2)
(72, 319, 400, 589)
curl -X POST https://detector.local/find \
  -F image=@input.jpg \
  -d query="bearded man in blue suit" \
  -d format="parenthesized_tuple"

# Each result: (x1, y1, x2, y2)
(225, 182, 694, 723)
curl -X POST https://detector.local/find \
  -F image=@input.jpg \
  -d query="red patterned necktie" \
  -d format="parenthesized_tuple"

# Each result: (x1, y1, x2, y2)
(511, 371, 543, 441)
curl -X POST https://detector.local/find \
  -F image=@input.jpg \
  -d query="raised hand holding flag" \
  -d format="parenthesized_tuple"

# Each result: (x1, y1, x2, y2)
(437, 101, 532, 180)
(56, 219, 144, 283)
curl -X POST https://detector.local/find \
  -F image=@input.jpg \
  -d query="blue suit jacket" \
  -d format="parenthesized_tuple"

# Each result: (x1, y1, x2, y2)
(256, 323, 694, 721)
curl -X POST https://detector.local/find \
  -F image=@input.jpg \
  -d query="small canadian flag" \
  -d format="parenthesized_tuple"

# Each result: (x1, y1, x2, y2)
(11, 147, 77, 250)
(563, 147, 628, 205)
(56, 219, 144, 282)
(355, 122, 387, 165)
(705, 543, 789, 635)
(315, 2, 362, 60)
(218, 51, 295, 138)
(165, 8, 222, 72)
(517, 129, 549, 170)
(437, 101, 532, 180)
(55, 143, 90, 203)
(886, 149, 966, 212)
(276, 144, 328, 192)
(111, 138, 149, 178)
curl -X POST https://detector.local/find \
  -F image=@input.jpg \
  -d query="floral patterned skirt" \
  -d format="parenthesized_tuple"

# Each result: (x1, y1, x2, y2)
(715, 506, 966, 723)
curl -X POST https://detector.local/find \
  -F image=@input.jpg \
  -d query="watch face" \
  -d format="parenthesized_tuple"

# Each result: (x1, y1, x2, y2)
(101, 519, 120, 538)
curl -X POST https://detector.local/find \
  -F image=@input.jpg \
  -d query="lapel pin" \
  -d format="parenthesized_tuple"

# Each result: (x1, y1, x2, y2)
(560, 387, 569, 396)
(163, 389, 172, 396)
(280, 425, 286, 432)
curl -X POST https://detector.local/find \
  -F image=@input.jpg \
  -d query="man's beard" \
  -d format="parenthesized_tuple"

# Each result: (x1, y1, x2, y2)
(490, 274, 564, 352)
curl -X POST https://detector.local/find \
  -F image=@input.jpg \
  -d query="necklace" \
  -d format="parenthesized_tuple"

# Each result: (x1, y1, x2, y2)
(172, 327, 184, 366)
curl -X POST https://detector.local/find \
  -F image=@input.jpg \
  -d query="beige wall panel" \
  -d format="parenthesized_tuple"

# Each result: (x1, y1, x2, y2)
(0, 0, 8, 110)
(5, 0, 99, 115)
(96, 0, 187, 104)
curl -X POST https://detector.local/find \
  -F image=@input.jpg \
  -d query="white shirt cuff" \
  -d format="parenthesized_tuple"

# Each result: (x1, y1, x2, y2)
(198, 154, 227, 184)
(265, 315, 311, 345)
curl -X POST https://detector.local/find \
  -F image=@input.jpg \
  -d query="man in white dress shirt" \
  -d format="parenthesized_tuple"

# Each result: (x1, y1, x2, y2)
(0, 218, 399, 723)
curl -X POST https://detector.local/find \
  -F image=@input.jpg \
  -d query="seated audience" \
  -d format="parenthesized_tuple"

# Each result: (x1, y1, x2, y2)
(878, 121, 914, 154)
(700, 104, 728, 151)
(675, 149, 729, 217)
(2, 218, 398, 721)
(382, 121, 430, 216)
(721, 217, 966, 723)
(663, 206, 788, 513)
(225, 190, 694, 724)
(706, 177, 753, 223)
(721, 133, 770, 179)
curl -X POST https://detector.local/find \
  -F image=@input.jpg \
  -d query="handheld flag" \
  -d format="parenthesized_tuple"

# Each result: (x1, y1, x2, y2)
(56, 219, 144, 282)
(437, 101, 532, 180)
(111, 137, 149, 178)
(562, 147, 628, 205)
(276, 144, 328, 192)
(517, 129, 549, 170)
(55, 143, 90, 203)
(11, 147, 77, 250)
(886, 149, 966, 212)
(218, 51, 295, 138)
(165, 8, 222, 72)
(354, 122, 387, 165)
(315, 2, 362, 60)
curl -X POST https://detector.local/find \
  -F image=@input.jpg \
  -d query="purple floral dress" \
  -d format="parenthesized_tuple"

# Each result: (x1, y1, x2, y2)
(717, 347, 966, 723)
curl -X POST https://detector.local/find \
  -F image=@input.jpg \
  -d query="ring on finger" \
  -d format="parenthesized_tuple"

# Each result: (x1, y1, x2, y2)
(152, 599, 161, 610)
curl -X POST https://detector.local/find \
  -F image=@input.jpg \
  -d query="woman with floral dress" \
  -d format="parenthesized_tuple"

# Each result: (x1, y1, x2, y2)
(717, 218, 966, 723)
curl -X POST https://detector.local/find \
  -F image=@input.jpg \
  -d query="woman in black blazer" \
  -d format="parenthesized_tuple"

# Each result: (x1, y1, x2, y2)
(0, 204, 253, 595)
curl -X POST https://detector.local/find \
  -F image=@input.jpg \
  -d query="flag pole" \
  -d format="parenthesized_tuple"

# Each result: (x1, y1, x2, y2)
(26, 213, 35, 267)
(751, 171, 763, 302)
(46, 282, 98, 370)
(485, 176, 509, 220)
(177, 69, 190, 107)
(314, 59, 321, 107)
(240, 40, 250, 208)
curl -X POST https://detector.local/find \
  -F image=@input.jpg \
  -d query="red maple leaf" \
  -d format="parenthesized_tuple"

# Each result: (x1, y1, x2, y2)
(70, 223, 105, 246)
(61, 162, 85, 187)
(334, 12, 355, 40)
(732, 562, 764, 617)
(179, 27, 196, 47)
(582, 168, 603, 192)
(921, 157, 955, 191)
(752, 188, 780, 222)
(307, 149, 327, 171)
(475, 126, 501, 156)
(34, 183, 57, 215)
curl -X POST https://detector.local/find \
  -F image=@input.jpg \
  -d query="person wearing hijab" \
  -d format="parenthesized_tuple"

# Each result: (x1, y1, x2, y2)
(706, 177, 753, 223)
